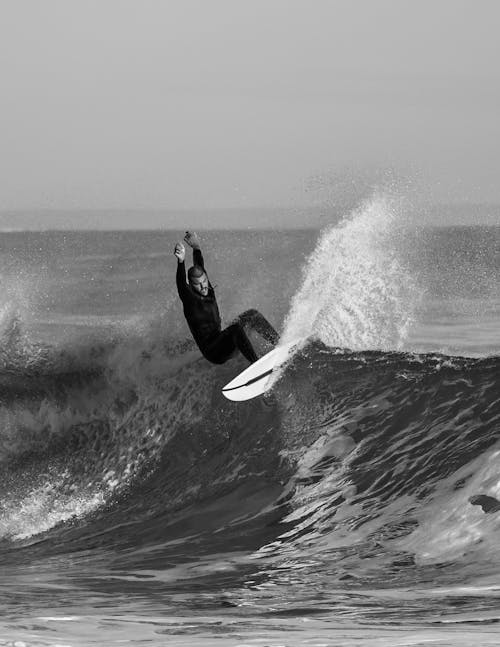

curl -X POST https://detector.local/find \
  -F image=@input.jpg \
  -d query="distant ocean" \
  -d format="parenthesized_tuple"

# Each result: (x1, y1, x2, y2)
(0, 196, 499, 647)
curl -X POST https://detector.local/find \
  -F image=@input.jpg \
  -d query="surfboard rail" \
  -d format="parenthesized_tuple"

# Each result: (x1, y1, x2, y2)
(221, 339, 301, 401)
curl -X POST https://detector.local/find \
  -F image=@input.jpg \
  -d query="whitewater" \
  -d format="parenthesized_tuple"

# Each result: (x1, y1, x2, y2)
(0, 196, 499, 646)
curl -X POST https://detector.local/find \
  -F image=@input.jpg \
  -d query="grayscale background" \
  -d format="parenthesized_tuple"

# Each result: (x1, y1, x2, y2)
(0, 3, 499, 647)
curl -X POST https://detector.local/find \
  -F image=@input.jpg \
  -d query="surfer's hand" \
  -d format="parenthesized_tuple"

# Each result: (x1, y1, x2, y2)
(184, 231, 201, 250)
(174, 242, 185, 262)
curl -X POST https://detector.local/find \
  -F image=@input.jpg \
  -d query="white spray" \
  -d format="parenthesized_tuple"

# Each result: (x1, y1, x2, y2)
(281, 194, 417, 351)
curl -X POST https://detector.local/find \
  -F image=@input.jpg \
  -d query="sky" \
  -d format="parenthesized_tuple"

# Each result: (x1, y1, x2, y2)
(1, 0, 500, 228)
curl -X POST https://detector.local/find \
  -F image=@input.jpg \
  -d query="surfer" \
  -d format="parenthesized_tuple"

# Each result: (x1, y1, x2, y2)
(174, 231, 279, 364)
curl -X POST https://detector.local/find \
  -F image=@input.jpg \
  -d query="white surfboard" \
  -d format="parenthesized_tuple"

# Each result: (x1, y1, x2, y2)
(222, 339, 301, 402)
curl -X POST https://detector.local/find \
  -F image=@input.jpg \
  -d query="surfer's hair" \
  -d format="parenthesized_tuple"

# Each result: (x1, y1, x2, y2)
(187, 265, 205, 281)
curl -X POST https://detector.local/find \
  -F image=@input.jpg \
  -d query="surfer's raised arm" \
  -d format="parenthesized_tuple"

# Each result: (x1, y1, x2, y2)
(183, 230, 205, 270)
(174, 242, 186, 264)
(174, 241, 190, 299)
(174, 231, 207, 300)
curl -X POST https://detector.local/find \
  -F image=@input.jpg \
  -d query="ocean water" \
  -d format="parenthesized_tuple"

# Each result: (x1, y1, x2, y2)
(0, 197, 499, 646)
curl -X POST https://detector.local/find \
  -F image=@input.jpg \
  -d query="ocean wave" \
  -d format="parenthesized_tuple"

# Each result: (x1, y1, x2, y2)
(0, 327, 498, 595)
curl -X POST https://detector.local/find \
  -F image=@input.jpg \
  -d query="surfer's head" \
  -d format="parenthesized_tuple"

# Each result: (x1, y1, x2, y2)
(188, 265, 209, 296)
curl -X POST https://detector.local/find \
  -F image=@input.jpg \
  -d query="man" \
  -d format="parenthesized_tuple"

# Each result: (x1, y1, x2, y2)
(174, 231, 279, 364)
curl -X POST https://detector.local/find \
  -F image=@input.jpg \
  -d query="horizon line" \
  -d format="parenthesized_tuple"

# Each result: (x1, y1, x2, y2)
(1, 223, 499, 234)
(1, 201, 500, 213)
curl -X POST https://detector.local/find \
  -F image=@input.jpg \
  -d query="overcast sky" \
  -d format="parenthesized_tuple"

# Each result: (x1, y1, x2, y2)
(1, 0, 500, 227)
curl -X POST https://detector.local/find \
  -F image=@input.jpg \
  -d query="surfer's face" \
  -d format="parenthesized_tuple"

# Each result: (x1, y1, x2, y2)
(190, 272, 209, 296)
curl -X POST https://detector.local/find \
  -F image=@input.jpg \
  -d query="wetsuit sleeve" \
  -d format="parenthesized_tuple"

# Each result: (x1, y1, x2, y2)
(193, 247, 215, 290)
(193, 248, 205, 270)
(176, 260, 189, 300)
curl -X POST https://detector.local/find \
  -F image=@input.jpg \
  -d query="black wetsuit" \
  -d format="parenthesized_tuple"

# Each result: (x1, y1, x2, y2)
(176, 248, 278, 364)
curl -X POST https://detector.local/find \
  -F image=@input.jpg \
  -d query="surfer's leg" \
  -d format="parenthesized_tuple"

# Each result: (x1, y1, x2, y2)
(203, 324, 258, 364)
(237, 309, 279, 345)
(228, 323, 259, 363)
(202, 330, 237, 364)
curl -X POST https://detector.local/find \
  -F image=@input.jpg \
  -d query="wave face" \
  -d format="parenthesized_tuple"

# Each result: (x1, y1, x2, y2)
(0, 202, 499, 642)
(268, 345, 500, 575)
